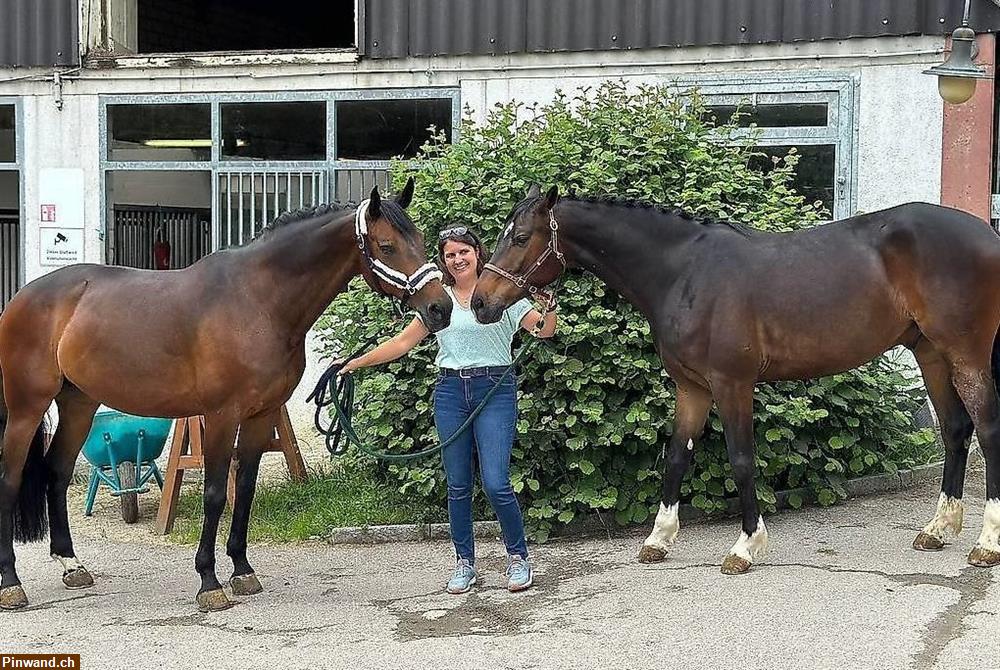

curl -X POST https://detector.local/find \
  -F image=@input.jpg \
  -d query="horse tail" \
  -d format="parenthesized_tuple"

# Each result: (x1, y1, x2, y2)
(0, 367, 49, 543)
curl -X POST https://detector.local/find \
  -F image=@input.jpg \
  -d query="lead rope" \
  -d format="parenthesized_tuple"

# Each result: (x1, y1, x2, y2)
(307, 339, 540, 461)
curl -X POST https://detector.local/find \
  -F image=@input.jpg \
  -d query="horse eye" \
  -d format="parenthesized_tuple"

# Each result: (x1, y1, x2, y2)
(512, 235, 530, 247)
(378, 243, 395, 254)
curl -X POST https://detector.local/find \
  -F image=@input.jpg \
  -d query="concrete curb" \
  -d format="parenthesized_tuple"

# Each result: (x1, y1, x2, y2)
(325, 461, 944, 546)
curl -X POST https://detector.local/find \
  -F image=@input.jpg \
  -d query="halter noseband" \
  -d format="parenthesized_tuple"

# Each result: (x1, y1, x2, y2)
(483, 209, 566, 302)
(354, 199, 443, 301)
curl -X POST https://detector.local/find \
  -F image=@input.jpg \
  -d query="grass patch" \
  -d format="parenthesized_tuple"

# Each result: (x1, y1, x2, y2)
(169, 462, 448, 544)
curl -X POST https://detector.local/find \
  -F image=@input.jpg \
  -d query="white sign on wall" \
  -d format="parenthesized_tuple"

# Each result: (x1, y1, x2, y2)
(38, 168, 85, 230)
(39, 227, 84, 267)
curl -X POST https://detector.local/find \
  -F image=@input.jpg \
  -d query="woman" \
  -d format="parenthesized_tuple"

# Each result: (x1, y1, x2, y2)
(340, 225, 557, 594)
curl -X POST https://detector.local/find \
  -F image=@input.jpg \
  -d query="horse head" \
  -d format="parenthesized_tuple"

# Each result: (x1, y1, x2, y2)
(358, 177, 452, 332)
(472, 184, 566, 324)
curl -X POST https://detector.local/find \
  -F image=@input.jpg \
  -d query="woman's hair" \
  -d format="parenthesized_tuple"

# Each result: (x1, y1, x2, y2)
(436, 227, 489, 286)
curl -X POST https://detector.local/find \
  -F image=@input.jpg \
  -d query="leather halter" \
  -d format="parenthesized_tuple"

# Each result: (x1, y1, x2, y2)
(483, 208, 566, 300)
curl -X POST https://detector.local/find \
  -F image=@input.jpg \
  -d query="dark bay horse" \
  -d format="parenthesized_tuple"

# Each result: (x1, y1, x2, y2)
(473, 185, 1000, 575)
(0, 179, 452, 611)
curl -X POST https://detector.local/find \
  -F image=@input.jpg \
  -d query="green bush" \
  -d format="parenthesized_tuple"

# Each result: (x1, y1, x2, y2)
(316, 82, 939, 542)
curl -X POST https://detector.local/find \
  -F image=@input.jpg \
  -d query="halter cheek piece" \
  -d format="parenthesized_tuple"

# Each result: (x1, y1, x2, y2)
(483, 209, 565, 332)
(354, 199, 443, 307)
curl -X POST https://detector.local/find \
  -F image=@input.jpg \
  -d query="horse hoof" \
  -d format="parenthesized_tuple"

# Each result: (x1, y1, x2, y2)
(721, 554, 752, 575)
(912, 532, 945, 552)
(230, 573, 263, 596)
(637, 545, 667, 563)
(62, 568, 95, 590)
(0, 586, 28, 610)
(196, 588, 237, 613)
(967, 546, 1000, 568)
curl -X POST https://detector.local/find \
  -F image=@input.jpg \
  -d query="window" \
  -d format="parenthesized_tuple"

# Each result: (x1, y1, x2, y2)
(693, 78, 856, 220)
(108, 103, 212, 161)
(0, 106, 14, 163)
(221, 102, 326, 161)
(335, 98, 454, 161)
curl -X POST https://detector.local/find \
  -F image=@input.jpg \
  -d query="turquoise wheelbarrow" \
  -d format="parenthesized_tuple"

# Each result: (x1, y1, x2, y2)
(81, 409, 172, 523)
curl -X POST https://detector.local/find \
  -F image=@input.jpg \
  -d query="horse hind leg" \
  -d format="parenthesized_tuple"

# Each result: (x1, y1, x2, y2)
(0, 404, 51, 610)
(226, 412, 272, 597)
(911, 339, 973, 552)
(948, 355, 1000, 568)
(46, 388, 99, 590)
(639, 384, 712, 563)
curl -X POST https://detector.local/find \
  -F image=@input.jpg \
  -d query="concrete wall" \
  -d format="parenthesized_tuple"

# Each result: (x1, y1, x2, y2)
(0, 35, 950, 460)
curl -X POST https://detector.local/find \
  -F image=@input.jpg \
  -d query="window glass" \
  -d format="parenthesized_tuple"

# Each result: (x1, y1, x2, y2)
(750, 144, 836, 215)
(108, 104, 212, 161)
(707, 103, 828, 128)
(0, 106, 15, 163)
(220, 102, 327, 161)
(336, 98, 452, 160)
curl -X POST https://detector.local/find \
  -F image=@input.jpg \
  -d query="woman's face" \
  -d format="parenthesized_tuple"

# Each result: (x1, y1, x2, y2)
(442, 240, 478, 283)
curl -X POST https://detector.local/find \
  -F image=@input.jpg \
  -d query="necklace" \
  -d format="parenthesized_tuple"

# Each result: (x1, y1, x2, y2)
(453, 287, 473, 308)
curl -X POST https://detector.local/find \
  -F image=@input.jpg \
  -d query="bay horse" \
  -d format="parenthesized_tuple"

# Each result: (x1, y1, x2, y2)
(0, 179, 452, 611)
(472, 185, 1000, 575)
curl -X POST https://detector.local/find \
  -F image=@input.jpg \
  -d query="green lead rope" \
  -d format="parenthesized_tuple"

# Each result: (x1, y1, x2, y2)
(308, 339, 539, 462)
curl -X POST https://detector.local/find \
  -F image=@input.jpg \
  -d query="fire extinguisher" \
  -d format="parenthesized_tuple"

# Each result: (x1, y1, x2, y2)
(153, 228, 171, 270)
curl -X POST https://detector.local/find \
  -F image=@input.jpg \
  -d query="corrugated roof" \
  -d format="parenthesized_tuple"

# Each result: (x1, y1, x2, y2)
(0, 0, 78, 67)
(364, 0, 1000, 59)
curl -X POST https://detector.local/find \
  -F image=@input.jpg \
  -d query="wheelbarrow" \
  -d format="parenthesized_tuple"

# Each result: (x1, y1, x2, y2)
(81, 408, 172, 523)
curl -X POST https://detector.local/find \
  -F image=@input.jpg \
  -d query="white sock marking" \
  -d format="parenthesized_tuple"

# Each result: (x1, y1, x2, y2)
(643, 502, 679, 551)
(974, 498, 1000, 554)
(729, 516, 769, 563)
(922, 492, 963, 540)
(52, 554, 84, 573)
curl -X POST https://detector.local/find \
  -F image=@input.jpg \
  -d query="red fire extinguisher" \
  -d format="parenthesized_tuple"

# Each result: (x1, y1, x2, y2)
(153, 228, 171, 270)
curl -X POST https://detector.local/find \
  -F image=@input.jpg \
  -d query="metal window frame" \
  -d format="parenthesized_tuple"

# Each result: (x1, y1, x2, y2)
(667, 71, 859, 220)
(0, 96, 24, 298)
(98, 88, 462, 259)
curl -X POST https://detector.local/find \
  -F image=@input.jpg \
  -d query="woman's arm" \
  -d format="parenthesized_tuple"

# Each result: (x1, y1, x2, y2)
(519, 307, 557, 339)
(340, 317, 430, 374)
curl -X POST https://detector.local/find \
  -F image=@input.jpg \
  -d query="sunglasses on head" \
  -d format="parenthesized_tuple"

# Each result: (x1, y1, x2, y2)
(438, 226, 469, 240)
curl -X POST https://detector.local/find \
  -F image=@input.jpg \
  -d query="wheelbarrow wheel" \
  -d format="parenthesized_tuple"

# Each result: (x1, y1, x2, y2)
(118, 462, 139, 524)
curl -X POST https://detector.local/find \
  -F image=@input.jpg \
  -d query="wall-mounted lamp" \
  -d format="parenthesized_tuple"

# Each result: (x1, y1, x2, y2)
(923, 0, 991, 104)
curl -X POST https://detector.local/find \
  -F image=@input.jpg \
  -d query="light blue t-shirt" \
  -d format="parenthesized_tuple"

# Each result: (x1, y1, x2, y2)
(434, 287, 533, 369)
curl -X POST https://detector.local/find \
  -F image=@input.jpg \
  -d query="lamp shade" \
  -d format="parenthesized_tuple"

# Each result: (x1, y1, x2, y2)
(923, 25, 990, 104)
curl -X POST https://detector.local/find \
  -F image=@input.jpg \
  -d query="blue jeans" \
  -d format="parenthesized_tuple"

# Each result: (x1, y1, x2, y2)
(434, 372, 528, 563)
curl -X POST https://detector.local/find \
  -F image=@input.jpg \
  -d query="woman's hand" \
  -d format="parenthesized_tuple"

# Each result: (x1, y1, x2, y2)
(337, 357, 360, 376)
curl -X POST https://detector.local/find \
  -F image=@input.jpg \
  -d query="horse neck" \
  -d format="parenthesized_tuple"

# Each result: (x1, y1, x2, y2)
(556, 200, 703, 318)
(240, 212, 361, 340)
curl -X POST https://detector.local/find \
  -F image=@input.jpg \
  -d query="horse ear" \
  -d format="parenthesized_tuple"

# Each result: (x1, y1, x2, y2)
(395, 177, 415, 209)
(368, 185, 382, 220)
(542, 185, 559, 210)
(526, 184, 541, 199)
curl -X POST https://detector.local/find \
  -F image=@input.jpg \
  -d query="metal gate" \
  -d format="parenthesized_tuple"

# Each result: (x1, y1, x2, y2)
(216, 170, 327, 248)
(0, 209, 18, 310)
(332, 168, 390, 204)
(110, 205, 212, 269)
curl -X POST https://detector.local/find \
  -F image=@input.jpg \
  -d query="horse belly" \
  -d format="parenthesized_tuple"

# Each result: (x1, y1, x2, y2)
(755, 283, 909, 382)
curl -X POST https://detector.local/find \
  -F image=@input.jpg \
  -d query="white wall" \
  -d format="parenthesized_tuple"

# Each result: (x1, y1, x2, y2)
(0, 35, 948, 458)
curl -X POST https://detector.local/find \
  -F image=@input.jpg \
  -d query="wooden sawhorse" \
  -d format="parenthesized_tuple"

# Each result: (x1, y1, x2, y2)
(154, 406, 307, 535)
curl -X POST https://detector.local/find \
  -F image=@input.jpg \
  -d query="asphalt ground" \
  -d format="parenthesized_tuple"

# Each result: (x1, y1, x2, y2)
(3, 461, 997, 670)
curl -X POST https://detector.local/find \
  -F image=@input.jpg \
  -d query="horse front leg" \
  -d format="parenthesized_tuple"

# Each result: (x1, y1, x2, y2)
(226, 413, 272, 597)
(47, 392, 99, 590)
(714, 380, 768, 575)
(194, 417, 239, 612)
(638, 384, 713, 563)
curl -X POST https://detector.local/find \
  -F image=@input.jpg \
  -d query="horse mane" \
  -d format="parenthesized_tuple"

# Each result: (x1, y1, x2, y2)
(253, 198, 418, 242)
(564, 194, 753, 236)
